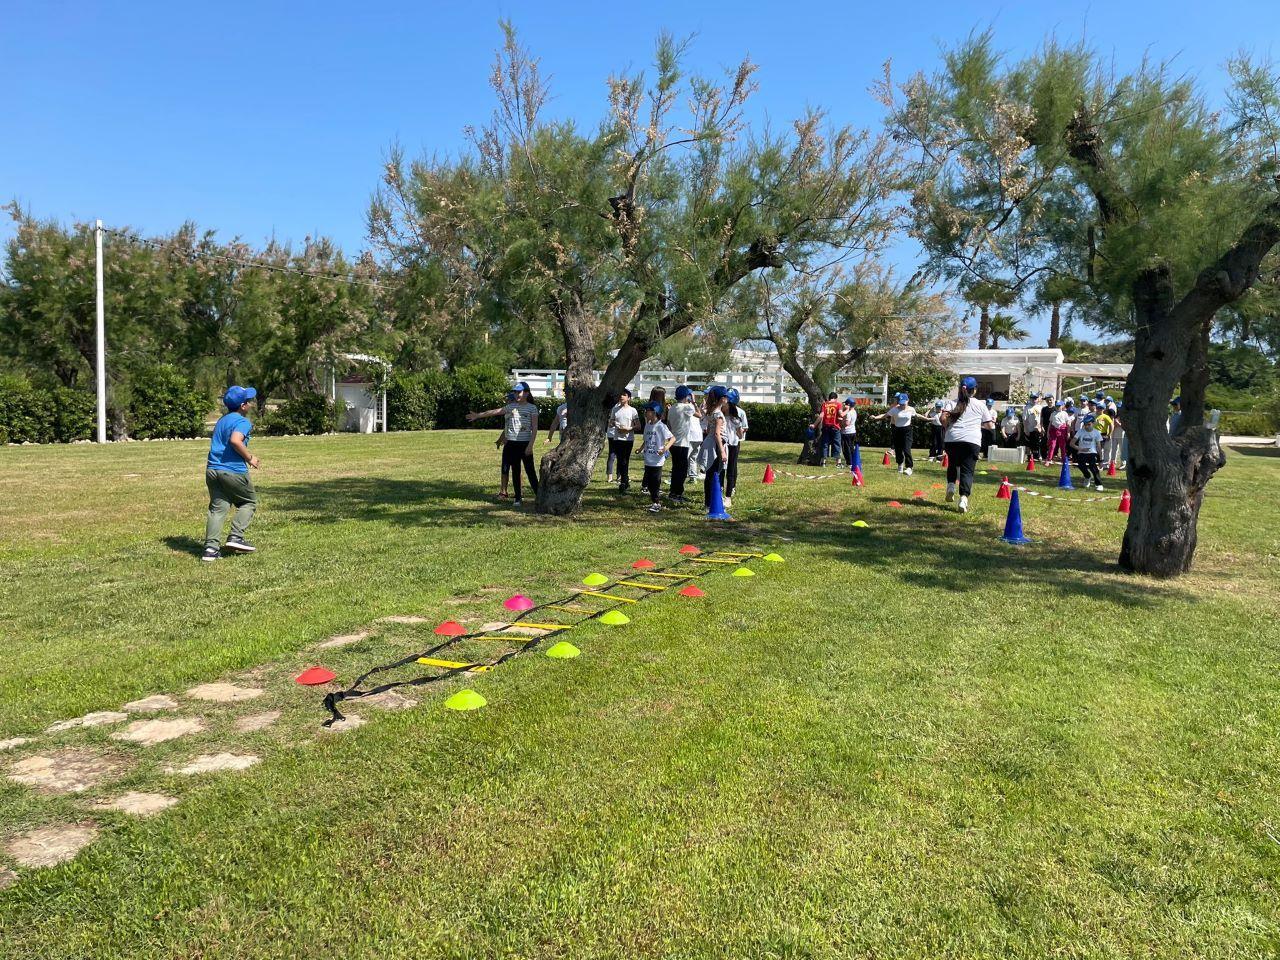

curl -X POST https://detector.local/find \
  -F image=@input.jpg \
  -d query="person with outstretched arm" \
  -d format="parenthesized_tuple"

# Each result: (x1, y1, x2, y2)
(871, 393, 928, 476)
(467, 381, 539, 507)
(203, 386, 261, 562)
(940, 377, 993, 513)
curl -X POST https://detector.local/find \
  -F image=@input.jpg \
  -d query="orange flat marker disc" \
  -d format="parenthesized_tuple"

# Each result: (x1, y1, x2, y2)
(632, 559, 656, 569)
(679, 585, 705, 598)
(434, 621, 466, 637)
(887, 500, 903, 508)
(678, 545, 701, 555)
(295, 666, 336, 685)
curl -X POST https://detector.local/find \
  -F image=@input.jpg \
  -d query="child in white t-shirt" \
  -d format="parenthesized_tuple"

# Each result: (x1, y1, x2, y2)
(640, 402, 675, 512)
(1070, 414, 1106, 490)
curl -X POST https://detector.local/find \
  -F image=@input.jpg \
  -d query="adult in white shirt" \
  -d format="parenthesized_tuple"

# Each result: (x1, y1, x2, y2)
(723, 388, 748, 503)
(872, 392, 927, 475)
(1000, 407, 1021, 446)
(839, 398, 859, 468)
(940, 376, 994, 513)
(608, 389, 642, 492)
(545, 396, 569, 445)
(667, 385, 697, 503)
(466, 381, 540, 506)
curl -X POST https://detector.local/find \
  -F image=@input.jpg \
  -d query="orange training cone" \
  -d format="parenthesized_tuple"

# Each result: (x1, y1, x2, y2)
(996, 476, 1012, 500)
(763, 464, 775, 484)
(882, 451, 891, 467)
(1107, 460, 1117, 477)
(1027, 455, 1037, 472)
(1118, 489, 1131, 514)
(678, 585, 705, 598)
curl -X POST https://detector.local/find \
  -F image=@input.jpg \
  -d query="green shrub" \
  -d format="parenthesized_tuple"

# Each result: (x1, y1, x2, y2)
(435, 364, 510, 429)
(52, 388, 95, 442)
(1217, 410, 1278, 437)
(129, 366, 210, 439)
(739, 402, 811, 442)
(387, 370, 450, 431)
(885, 365, 957, 405)
(262, 394, 340, 436)
(0, 375, 56, 443)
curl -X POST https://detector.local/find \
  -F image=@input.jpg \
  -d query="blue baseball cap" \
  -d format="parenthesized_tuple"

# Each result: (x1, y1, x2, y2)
(934, 400, 943, 408)
(726, 388, 740, 404)
(706, 385, 726, 402)
(675, 385, 693, 401)
(985, 397, 995, 406)
(1082, 414, 1096, 424)
(1171, 396, 1181, 406)
(648, 401, 664, 415)
(961, 376, 978, 390)
(1030, 392, 1040, 399)
(895, 392, 908, 403)
(223, 385, 257, 410)
(509, 381, 530, 394)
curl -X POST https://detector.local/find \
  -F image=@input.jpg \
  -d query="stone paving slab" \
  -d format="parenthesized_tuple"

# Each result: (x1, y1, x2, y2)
(46, 711, 128, 733)
(378, 615, 430, 625)
(316, 631, 370, 650)
(122, 695, 179, 713)
(170, 753, 260, 775)
(323, 715, 366, 733)
(94, 792, 178, 817)
(6, 823, 99, 868)
(8, 749, 132, 795)
(0, 737, 32, 753)
(362, 691, 417, 711)
(185, 683, 264, 703)
(111, 718, 205, 746)
(234, 711, 281, 732)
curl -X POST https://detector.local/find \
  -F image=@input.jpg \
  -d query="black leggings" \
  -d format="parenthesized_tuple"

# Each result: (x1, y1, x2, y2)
(725, 444, 740, 496)
(944, 441, 980, 496)
(1076, 452, 1102, 485)
(670, 446, 689, 499)
(891, 425, 914, 469)
(609, 437, 635, 490)
(841, 433, 858, 467)
(929, 425, 944, 458)
(704, 454, 725, 508)
(501, 440, 539, 499)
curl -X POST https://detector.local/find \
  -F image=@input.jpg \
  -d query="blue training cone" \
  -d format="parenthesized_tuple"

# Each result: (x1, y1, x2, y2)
(1058, 454, 1074, 490)
(1000, 489, 1032, 545)
(852, 444, 863, 473)
(706, 470, 732, 521)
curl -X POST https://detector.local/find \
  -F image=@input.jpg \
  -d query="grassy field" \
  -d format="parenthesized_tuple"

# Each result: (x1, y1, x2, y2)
(1, 430, 1279, 959)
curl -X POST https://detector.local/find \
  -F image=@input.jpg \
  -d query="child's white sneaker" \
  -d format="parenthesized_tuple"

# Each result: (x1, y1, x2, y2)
(945, 483, 956, 502)
(648, 503, 661, 513)
(958, 495, 969, 513)
(1096, 484, 1105, 492)
(904, 467, 913, 476)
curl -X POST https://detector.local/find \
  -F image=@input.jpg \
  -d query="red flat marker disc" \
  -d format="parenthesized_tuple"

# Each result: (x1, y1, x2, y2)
(678, 545, 701, 555)
(296, 667, 337, 686)
(912, 491, 925, 498)
(632, 559, 656, 569)
(434, 621, 466, 637)
(679, 585, 705, 598)
(887, 500, 903, 508)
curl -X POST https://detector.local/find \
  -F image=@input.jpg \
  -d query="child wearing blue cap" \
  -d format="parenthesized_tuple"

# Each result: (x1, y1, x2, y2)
(203, 386, 260, 562)
(871, 392, 926, 475)
(640, 402, 675, 512)
(1070, 414, 1106, 490)
(667, 386, 697, 503)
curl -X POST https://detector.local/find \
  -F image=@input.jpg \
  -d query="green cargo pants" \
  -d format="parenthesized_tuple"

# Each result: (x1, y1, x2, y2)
(205, 469, 257, 549)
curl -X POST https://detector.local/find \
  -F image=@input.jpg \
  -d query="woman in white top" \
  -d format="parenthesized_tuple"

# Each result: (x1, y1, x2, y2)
(723, 388, 748, 504)
(839, 398, 859, 469)
(872, 392, 927, 476)
(467, 381, 540, 506)
(608, 389, 641, 493)
(940, 376, 994, 513)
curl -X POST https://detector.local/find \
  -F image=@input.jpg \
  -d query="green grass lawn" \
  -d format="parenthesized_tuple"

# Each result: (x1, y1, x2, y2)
(1, 431, 1279, 959)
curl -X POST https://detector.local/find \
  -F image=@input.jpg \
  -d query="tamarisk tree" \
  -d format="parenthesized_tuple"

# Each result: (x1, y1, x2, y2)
(370, 25, 905, 515)
(886, 37, 1280, 577)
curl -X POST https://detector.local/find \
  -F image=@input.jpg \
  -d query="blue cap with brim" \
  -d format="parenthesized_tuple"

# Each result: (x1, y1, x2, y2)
(961, 376, 978, 390)
(223, 385, 257, 410)
(675, 385, 693, 401)
(510, 381, 530, 394)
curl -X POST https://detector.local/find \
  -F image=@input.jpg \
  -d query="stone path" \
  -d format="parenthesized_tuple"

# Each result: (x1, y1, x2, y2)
(171, 753, 261, 775)
(185, 683, 264, 703)
(123, 694, 179, 713)
(94, 792, 178, 817)
(111, 717, 204, 746)
(8, 749, 132, 795)
(6, 824, 99, 868)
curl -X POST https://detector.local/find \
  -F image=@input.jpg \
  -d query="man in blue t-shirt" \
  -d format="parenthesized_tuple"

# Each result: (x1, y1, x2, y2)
(203, 385, 261, 561)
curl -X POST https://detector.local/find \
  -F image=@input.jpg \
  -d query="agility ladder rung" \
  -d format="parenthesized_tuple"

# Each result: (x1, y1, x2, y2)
(690, 557, 738, 564)
(417, 657, 493, 673)
(545, 604, 591, 614)
(578, 590, 638, 603)
(503, 622, 572, 631)
(711, 551, 763, 558)
(643, 572, 700, 580)
(614, 581, 666, 591)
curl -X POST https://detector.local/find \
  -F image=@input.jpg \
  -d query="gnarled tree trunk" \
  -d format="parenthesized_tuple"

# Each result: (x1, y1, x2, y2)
(1048, 301, 1062, 349)
(1119, 266, 1226, 576)
(977, 304, 991, 350)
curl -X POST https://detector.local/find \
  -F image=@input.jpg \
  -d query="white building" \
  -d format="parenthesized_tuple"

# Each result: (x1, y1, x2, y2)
(513, 347, 1131, 405)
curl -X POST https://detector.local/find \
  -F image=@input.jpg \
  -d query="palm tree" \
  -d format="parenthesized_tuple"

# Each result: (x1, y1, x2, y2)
(988, 313, 1029, 349)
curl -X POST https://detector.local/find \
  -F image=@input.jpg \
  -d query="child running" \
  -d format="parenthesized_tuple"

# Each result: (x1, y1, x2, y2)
(640, 401, 675, 512)
(202, 385, 261, 562)
(1070, 413, 1106, 491)
(667, 385, 697, 504)
(466, 381, 539, 506)
(872, 393, 926, 476)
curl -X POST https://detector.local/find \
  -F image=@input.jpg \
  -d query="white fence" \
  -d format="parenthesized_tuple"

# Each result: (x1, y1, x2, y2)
(510, 368, 889, 405)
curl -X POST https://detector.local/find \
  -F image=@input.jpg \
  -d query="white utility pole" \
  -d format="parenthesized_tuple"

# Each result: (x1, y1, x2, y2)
(94, 219, 107, 443)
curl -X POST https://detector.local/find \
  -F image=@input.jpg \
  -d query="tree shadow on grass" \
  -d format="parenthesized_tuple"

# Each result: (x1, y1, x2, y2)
(162, 535, 205, 557)
(1224, 445, 1279, 459)
(265, 477, 514, 528)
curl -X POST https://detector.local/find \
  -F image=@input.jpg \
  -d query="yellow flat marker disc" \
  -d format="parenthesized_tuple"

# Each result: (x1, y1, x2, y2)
(545, 641, 581, 659)
(732, 567, 756, 577)
(762, 553, 785, 562)
(581, 573, 609, 586)
(445, 689, 487, 711)
(598, 610, 631, 626)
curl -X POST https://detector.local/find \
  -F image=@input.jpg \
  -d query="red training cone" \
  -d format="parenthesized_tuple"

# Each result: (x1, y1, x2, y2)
(1107, 460, 1117, 477)
(887, 500, 903, 508)
(679, 545, 701, 555)
(882, 451, 891, 467)
(678, 585, 705, 598)
(941, 452, 950, 468)
(295, 666, 336, 686)
(851, 467, 863, 488)
(996, 477, 1012, 500)
(434, 620, 466, 637)
(1027, 455, 1037, 472)
(1118, 489, 1132, 514)
(632, 559, 656, 570)
(763, 464, 775, 484)
(912, 490, 925, 499)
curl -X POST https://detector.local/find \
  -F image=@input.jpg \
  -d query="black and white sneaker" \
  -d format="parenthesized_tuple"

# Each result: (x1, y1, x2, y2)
(224, 537, 256, 554)
(201, 547, 221, 562)
(512, 498, 523, 507)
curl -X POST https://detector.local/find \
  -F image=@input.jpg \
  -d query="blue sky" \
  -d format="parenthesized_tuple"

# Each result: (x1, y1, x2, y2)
(2, 0, 1274, 343)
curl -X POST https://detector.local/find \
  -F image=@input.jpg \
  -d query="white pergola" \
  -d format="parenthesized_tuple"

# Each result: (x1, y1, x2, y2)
(328, 353, 391, 433)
